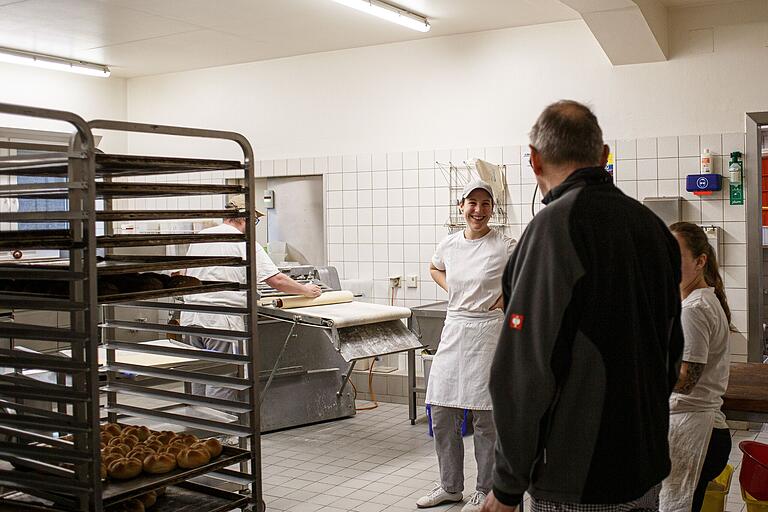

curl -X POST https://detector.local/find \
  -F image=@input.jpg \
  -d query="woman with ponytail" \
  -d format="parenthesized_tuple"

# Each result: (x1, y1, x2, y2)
(660, 222, 732, 512)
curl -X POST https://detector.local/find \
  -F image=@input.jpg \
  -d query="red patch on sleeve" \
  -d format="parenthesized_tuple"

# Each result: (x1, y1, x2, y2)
(509, 313, 524, 330)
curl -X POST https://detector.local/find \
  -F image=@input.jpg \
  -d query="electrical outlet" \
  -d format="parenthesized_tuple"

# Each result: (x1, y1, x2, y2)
(406, 275, 418, 288)
(389, 275, 402, 288)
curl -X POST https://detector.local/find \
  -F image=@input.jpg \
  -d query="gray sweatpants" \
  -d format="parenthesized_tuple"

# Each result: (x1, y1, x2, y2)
(186, 335, 241, 403)
(431, 405, 496, 495)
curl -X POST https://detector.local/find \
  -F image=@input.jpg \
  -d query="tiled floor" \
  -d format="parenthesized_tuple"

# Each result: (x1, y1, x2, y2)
(262, 401, 768, 512)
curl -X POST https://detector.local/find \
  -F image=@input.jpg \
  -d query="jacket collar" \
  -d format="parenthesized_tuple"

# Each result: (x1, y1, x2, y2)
(542, 166, 611, 205)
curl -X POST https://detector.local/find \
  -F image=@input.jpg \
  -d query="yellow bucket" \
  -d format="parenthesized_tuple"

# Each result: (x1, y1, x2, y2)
(743, 489, 768, 512)
(701, 464, 734, 512)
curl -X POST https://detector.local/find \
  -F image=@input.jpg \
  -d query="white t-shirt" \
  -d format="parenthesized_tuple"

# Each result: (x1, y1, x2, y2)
(180, 223, 279, 331)
(432, 229, 516, 313)
(670, 287, 731, 428)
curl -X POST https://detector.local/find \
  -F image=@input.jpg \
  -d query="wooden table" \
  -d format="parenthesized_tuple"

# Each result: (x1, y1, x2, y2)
(723, 362, 768, 422)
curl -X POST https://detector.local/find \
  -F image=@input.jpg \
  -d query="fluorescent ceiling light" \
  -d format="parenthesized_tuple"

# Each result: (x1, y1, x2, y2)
(331, 0, 430, 32)
(0, 47, 110, 78)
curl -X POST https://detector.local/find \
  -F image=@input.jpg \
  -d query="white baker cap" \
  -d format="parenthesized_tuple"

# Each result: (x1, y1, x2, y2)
(460, 179, 494, 203)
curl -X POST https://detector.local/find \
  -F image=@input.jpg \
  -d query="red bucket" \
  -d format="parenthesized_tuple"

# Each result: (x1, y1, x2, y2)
(740, 441, 768, 501)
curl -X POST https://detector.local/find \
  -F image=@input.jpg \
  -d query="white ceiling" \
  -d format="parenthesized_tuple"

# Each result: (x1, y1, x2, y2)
(0, 0, 745, 78)
(0, 0, 581, 78)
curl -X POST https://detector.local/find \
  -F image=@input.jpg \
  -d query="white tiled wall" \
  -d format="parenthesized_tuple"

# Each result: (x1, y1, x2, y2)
(258, 132, 750, 361)
(612, 132, 748, 361)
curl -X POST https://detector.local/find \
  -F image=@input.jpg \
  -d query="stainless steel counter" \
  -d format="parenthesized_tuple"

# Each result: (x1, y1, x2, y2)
(407, 301, 447, 423)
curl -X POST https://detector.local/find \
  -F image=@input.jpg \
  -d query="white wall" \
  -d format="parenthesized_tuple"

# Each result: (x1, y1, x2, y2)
(125, 3, 768, 159)
(0, 63, 127, 152)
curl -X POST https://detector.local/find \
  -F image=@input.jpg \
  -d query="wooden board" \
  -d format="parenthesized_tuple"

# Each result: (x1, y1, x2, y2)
(723, 362, 768, 416)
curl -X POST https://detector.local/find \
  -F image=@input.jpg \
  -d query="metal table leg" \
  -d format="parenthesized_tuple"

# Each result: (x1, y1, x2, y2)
(407, 348, 416, 424)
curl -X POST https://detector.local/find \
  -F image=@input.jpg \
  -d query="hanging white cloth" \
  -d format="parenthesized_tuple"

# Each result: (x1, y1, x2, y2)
(659, 410, 716, 512)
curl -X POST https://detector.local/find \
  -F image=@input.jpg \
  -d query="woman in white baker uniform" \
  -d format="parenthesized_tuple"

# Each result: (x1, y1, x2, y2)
(660, 222, 731, 512)
(182, 196, 321, 403)
(417, 179, 516, 512)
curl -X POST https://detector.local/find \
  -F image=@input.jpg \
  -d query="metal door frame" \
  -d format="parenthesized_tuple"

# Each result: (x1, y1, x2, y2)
(745, 112, 768, 361)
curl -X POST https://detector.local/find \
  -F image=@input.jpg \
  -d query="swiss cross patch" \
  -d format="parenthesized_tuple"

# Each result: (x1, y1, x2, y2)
(509, 313, 524, 330)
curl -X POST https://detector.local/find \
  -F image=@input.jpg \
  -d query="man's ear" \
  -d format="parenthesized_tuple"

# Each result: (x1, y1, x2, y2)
(530, 146, 543, 176)
(600, 144, 609, 168)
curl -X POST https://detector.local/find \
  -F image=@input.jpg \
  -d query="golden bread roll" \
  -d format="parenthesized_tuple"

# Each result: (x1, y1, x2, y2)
(103, 423, 122, 437)
(176, 447, 210, 469)
(143, 440, 164, 452)
(107, 457, 142, 480)
(104, 443, 130, 456)
(100, 463, 108, 480)
(133, 426, 151, 442)
(120, 435, 140, 448)
(142, 453, 177, 474)
(137, 491, 157, 509)
(100, 442, 107, 450)
(121, 426, 138, 437)
(173, 433, 198, 446)
(194, 438, 223, 458)
(127, 446, 154, 462)
(155, 431, 175, 444)
(160, 444, 184, 457)
(103, 453, 124, 468)
(100, 432, 113, 443)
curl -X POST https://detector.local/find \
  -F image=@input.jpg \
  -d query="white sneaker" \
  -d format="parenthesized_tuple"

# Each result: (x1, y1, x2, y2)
(416, 485, 463, 508)
(460, 491, 487, 512)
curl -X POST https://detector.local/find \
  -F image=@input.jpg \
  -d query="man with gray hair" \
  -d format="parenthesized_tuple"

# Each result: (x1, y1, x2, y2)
(482, 101, 683, 512)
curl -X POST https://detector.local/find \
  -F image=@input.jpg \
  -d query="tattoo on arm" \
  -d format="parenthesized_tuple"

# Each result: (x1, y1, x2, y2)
(674, 361, 705, 394)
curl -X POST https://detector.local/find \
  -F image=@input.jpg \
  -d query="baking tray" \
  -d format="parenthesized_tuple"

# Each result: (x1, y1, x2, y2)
(101, 446, 250, 506)
(1, 182, 245, 200)
(0, 255, 243, 277)
(0, 280, 240, 306)
(0, 153, 244, 179)
(0, 230, 76, 250)
(0, 231, 244, 250)
(98, 233, 244, 248)
(0, 480, 251, 512)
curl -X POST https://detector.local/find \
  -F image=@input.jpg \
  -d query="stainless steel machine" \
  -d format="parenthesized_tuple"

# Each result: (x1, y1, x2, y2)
(257, 265, 422, 432)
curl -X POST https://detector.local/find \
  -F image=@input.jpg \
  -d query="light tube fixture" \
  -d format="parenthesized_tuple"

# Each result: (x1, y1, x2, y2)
(0, 46, 110, 78)
(331, 0, 430, 32)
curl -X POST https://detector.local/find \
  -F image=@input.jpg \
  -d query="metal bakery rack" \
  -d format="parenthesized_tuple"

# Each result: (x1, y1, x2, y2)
(0, 102, 262, 512)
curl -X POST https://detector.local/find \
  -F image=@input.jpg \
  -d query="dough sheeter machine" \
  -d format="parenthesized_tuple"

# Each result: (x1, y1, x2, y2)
(256, 265, 423, 431)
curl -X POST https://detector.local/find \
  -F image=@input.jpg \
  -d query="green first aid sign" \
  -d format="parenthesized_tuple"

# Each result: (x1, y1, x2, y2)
(730, 181, 744, 205)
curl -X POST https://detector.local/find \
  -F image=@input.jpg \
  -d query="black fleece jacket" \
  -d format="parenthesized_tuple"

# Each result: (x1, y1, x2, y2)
(490, 167, 683, 506)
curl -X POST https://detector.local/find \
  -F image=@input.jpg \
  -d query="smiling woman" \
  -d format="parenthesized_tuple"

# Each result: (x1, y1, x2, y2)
(461, 183, 494, 239)
(420, 178, 516, 512)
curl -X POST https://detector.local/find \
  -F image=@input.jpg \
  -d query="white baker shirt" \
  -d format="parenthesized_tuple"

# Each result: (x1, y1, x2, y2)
(670, 287, 731, 428)
(180, 223, 279, 332)
(431, 229, 516, 313)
